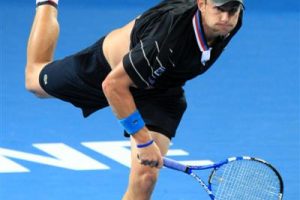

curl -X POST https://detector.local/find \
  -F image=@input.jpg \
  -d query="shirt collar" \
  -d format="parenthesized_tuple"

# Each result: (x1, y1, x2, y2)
(192, 10, 212, 65)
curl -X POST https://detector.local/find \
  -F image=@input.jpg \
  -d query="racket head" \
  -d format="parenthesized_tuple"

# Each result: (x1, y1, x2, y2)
(208, 156, 284, 200)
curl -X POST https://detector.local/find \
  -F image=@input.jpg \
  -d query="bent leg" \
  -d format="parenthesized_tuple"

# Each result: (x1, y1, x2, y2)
(25, 4, 59, 97)
(122, 132, 170, 200)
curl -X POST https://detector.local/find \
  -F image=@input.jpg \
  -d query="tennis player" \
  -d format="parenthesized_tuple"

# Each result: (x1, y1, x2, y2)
(25, 0, 244, 199)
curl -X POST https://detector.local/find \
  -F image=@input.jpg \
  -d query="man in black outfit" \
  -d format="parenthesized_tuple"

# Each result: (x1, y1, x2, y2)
(25, 0, 244, 199)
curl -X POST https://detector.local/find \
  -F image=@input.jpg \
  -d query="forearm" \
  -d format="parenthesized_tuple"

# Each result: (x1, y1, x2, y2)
(102, 66, 152, 143)
(104, 82, 136, 118)
(108, 90, 151, 142)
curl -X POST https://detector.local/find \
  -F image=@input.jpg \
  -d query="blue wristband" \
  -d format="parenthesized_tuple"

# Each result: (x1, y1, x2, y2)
(137, 140, 154, 148)
(119, 110, 145, 135)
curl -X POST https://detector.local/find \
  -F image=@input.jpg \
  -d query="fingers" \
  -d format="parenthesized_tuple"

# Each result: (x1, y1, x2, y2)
(137, 154, 163, 168)
(137, 154, 160, 168)
(134, 136, 168, 169)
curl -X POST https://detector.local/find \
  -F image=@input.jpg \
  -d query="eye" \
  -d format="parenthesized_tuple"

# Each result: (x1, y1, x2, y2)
(215, 6, 225, 12)
(228, 7, 239, 15)
(215, 6, 240, 16)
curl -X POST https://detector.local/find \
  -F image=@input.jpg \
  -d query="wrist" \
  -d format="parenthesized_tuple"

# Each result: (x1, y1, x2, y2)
(119, 110, 145, 135)
(136, 139, 154, 148)
(132, 127, 152, 144)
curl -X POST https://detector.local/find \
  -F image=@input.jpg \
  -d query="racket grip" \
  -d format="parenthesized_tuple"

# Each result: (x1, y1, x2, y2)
(163, 157, 189, 173)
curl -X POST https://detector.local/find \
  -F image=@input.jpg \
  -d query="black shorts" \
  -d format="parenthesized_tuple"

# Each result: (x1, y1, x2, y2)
(39, 37, 187, 139)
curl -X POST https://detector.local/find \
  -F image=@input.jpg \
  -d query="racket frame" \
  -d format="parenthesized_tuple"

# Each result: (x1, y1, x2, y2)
(163, 156, 284, 200)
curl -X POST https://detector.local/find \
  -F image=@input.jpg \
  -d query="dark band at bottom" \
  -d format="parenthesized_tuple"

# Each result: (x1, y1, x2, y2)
(36, 1, 58, 8)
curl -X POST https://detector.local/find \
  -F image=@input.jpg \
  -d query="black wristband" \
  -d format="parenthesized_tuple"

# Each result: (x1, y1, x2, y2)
(36, 1, 58, 8)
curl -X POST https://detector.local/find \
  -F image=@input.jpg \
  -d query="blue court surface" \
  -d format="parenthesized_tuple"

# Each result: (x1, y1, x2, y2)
(0, 0, 299, 199)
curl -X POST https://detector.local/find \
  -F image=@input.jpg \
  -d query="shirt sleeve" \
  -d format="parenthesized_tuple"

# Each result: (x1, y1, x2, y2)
(123, 13, 174, 89)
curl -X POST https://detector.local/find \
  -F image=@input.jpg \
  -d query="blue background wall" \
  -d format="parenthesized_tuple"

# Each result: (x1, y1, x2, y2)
(1, 0, 299, 199)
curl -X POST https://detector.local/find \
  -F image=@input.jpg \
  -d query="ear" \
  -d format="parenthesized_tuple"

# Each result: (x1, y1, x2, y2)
(197, 0, 205, 12)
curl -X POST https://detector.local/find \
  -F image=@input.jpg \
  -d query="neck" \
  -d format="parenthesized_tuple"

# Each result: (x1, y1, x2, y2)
(202, 22, 217, 46)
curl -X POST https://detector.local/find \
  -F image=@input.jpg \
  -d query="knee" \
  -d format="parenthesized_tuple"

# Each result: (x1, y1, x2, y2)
(135, 168, 159, 190)
(142, 170, 158, 186)
(25, 64, 47, 98)
(25, 65, 37, 91)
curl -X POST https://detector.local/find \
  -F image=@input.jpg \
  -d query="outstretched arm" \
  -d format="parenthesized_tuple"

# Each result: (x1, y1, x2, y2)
(102, 62, 163, 168)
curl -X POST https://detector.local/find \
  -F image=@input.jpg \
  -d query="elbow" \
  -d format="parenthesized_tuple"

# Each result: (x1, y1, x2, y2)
(102, 75, 125, 99)
(102, 76, 113, 98)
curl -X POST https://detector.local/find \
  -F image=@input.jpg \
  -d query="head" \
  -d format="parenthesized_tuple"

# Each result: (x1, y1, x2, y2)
(197, 0, 243, 39)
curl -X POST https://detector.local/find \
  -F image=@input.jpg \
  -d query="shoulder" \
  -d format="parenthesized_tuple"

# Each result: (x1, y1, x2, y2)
(136, 0, 197, 26)
(132, 0, 197, 40)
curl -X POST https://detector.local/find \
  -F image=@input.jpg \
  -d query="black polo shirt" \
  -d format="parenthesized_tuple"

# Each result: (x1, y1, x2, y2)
(123, 0, 242, 89)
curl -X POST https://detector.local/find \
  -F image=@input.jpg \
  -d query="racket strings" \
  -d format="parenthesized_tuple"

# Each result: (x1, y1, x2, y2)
(210, 160, 281, 200)
(223, 162, 279, 199)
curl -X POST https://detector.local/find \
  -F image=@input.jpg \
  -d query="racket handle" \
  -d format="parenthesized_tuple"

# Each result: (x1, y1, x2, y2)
(163, 157, 189, 173)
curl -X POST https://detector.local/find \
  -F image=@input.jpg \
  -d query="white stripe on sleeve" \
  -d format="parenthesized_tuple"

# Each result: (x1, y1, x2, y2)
(129, 51, 150, 87)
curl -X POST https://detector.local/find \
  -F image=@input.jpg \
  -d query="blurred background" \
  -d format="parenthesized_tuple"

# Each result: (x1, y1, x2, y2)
(0, 0, 299, 199)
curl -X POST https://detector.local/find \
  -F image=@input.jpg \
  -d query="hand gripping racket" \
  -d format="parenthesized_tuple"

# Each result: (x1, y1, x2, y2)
(163, 156, 284, 200)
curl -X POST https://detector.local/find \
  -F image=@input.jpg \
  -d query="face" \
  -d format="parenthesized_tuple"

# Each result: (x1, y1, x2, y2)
(198, 0, 242, 39)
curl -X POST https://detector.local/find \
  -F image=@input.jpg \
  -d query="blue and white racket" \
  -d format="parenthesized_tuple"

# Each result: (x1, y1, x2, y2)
(163, 156, 284, 200)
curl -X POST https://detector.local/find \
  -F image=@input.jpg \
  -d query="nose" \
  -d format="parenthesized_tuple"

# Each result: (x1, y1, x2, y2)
(220, 12, 229, 23)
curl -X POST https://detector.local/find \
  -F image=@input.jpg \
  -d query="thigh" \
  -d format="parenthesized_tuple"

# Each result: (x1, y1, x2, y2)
(39, 37, 112, 117)
(26, 61, 53, 97)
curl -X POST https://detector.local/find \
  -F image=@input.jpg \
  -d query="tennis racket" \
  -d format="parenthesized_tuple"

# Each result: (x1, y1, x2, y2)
(163, 156, 284, 200)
